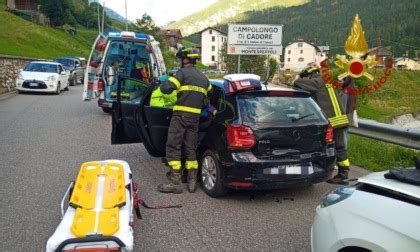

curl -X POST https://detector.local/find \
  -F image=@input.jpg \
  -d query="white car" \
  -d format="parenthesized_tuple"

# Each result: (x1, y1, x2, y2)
(16, 61, 70, 94)
(311, 169, 420, 252)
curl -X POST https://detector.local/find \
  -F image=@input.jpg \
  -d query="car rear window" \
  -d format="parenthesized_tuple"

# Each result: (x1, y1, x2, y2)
(237, 93, 325, 124)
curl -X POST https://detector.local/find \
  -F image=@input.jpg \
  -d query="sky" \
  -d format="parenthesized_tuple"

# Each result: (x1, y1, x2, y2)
(104, 0, 217, 26)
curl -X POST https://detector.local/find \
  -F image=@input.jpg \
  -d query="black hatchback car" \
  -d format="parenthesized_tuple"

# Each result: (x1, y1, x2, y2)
(111, 77, 336, 197)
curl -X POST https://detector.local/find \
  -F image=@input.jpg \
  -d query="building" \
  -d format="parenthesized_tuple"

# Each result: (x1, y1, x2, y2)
(156, 29, 182, 49)
(368, 46, 392, 68)
(394, 57, 420, 70)
(6, 0, 36, 10)
(282, 40, 326, 71)
(200, 27, 227, 70)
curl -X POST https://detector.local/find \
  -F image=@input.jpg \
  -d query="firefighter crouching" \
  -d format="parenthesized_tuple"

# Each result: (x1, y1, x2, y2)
(158, 48, 212, 193)
(294, 66, 351, 185)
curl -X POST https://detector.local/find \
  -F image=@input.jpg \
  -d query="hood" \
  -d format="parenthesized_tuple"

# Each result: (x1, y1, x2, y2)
(358, 170, 420, 200)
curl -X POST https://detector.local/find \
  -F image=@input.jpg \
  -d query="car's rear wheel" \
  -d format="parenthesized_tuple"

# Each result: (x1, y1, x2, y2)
(70, 75, 76, 86)
(200, 150, 227, 197)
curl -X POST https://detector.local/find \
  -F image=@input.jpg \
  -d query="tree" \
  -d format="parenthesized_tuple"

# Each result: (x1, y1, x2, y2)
(134, 13, 159, 35)
(40, 0, 71, 26)
(220, 41, 270, 77)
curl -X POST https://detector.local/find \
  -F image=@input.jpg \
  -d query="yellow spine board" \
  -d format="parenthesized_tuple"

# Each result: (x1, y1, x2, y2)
(70, 162, 101, 209)
(71, 208, 120, 238)
(103, 163, 126, 209)
(70, 161, 126, 238)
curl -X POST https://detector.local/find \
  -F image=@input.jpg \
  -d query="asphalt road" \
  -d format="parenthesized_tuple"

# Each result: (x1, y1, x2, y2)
(0, 86, 369, 251)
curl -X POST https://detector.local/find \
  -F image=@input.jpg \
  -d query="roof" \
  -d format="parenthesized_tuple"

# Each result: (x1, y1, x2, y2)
(157, 29, 182, 38)
(368, 46, 392, 56)
(284, 40, 320, 51)
(31, 61, 60, 65)
(199, 27, 227, 36)
(358, 170, 420, 200)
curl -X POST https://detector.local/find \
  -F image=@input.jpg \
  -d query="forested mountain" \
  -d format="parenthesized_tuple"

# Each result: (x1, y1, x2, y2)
(177, 0, 420, 57)
(167, 0, 309, 35)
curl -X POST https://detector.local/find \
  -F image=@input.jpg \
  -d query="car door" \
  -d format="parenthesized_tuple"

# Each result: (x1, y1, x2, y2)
(74, 60, 82, 83)
(111, 78, 170, 157)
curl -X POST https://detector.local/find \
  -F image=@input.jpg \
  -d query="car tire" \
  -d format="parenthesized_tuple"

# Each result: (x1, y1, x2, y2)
(70, 76, 76, 86)
(55, 83, 61, 95)
(64, 81, 69, 91)
(200, 150, 227, 197)
(17, 90, 23, 94)
(102, 107, 112, 114)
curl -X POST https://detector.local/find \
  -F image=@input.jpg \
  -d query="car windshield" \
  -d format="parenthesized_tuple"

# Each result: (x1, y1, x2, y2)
(24, 63, 58, 73)
(55, 58, 74, 70)
(238, 94, 324, 124)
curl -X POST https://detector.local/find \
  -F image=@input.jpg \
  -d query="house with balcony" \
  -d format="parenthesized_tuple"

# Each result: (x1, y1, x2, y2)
(282, 40, 326, 71)
(157, 29, 183, 50)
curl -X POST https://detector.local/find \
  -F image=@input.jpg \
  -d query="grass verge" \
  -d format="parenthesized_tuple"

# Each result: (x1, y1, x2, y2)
(349, 135, 418, 172)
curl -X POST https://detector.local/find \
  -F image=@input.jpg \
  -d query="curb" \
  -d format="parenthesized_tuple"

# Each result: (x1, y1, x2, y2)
(0, 90, 18, 101)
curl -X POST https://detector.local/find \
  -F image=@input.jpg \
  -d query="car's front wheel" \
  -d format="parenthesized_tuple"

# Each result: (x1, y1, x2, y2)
(200, 150, 227, 197)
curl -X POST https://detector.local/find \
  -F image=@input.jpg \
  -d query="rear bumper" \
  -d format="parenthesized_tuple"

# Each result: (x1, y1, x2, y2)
(223, 150, 335, 190)
(98, 98, 112, 108)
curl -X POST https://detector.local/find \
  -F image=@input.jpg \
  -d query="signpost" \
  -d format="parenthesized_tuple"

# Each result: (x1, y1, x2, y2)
(228, 24, 283, 73)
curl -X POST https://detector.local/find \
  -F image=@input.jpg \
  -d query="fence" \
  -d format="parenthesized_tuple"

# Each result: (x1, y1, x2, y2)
(349, 119, 420, 150)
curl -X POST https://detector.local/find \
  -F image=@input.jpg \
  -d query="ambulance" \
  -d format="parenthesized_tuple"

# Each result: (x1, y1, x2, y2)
(83, 31, 167, 113)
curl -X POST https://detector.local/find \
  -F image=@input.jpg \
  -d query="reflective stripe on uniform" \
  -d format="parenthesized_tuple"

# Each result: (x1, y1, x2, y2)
(173, 105, 201, 114)
(337, 159, 350, 167)
(326, 84, 342, 116)
(169, 77, 181, 89)
(328, 114, 349, 128)
(207, 84, 212, 92)
(179, 85, 208, 95)
(187, 53, 199, 58)
(168, 160, 182, 170)
(185, 160, 198, 170)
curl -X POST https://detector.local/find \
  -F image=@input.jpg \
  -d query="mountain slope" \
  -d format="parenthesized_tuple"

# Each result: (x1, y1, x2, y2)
(234, 0, 420, 56)
(179, 0, 419, 57)
(0, 8, 97, 59)
(167, 0, 308, 36)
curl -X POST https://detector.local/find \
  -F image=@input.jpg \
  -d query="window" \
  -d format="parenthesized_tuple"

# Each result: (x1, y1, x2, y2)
(212, 36, 215, 42)
(212, 46, 215, 52)
(209, 30, 213, 34)
(287, 58, 290, 62)
(298, 42, 303, 47)
(298, 57, 304, 62)
(211, 55, 215, 62)
(288, 50, 291, 54)
(300, 49, 303, 54)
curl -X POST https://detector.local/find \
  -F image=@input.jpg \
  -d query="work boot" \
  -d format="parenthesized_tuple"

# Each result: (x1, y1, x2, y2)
(327, 166, 349, 185)
(158, 169, 183, 194)
(187, 169, 198, 193)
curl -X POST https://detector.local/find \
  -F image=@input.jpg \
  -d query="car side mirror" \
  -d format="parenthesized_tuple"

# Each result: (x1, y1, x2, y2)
(76, 63, 80, 67)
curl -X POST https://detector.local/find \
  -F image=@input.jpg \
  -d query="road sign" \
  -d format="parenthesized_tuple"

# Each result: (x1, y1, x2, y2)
(228, 24, 283, 55)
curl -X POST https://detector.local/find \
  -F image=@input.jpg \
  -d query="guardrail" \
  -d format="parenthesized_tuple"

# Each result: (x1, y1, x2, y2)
(349, 119, 420, 150)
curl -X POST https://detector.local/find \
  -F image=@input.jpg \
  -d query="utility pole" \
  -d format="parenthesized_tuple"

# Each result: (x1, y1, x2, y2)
(125, 0, 128, 31)
(102, 1, 105, 34)
(97, 2, 100, 34)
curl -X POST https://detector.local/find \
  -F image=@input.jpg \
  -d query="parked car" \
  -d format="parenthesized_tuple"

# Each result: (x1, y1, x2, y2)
(110, 75, 336, 197)
(83, 31, 167, 113)
(311, 167, 420, 251)
(54, 57, 85, 86)
(16, 61, 69, 94)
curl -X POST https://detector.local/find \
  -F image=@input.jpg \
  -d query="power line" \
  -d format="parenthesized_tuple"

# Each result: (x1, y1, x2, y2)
(380, 38, 420, 50)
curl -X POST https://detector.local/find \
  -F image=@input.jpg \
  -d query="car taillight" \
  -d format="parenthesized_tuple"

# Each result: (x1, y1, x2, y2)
(227, 124, 256, 149)
(325, 123, 334, 144)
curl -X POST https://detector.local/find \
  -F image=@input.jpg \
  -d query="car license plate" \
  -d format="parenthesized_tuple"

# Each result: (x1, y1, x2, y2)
(30, 83, 38, 87)
(263, 163, 313, 175)
(285, 165, 302, 174)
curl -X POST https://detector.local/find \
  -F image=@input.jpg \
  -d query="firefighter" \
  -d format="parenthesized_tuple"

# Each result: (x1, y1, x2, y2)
(158, 48, 212, 193)
(294, 66, 350, 185)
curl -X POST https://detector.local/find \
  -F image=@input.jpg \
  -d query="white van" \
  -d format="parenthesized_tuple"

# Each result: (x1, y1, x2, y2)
(83, 31, 167, 113)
